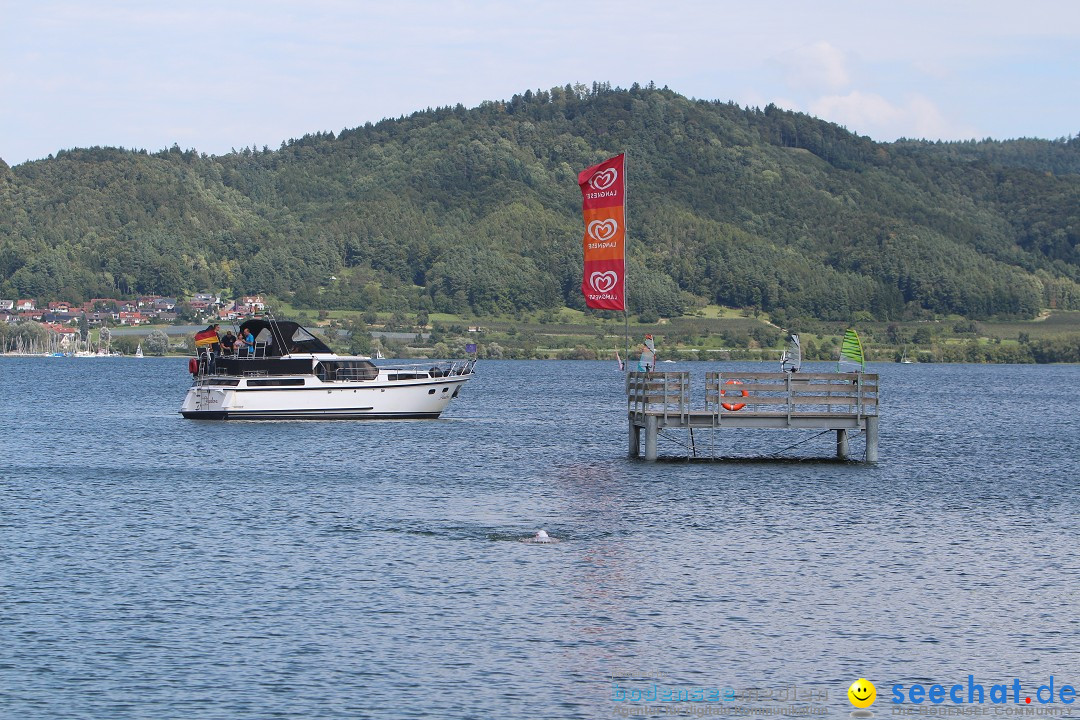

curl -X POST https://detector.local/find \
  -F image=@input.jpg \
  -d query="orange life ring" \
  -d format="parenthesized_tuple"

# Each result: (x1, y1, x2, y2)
(721, 379, 748, 411)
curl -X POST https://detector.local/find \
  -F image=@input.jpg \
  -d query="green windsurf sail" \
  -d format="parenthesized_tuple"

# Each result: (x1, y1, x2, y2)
(837, 329, 865, 372)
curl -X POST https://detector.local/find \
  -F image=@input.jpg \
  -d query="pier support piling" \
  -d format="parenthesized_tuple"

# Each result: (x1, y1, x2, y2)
(865, 415, 879, 463)
(644, 415, 658, 462)
(836, 429, 849, 460)
(629, 421, 640, 459)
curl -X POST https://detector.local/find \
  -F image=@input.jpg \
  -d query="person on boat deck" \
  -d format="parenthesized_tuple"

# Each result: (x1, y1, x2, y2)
(237, 328, 256, 357)
(220, 330, 236, 356)
(207, 324, 222, 371)
(210, 324, 222, 353)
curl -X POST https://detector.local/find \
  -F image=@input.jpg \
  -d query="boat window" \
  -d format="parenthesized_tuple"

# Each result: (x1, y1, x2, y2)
(315, 360, 378, 381)
(247, 378, 306, 386)
(291, 326, 317, 343)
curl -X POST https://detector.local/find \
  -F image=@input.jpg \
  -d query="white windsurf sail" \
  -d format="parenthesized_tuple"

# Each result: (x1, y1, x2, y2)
(637, 334, 655, 371)
(780, 333, 801, 372)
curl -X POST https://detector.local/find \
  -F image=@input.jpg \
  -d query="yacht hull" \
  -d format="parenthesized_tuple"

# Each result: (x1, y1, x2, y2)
(180, 375, 469, 420)
(181, 410, 443, 420)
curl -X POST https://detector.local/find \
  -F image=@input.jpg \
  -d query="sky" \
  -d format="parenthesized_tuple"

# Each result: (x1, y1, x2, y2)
(2, 0, 1078, 166)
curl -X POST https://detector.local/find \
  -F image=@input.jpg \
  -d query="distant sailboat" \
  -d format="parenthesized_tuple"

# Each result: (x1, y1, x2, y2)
(135, 343, 144, 358)
(74, 332, 94, 357)
(899, 346, 914, 364)
(837, 329, 866, 373)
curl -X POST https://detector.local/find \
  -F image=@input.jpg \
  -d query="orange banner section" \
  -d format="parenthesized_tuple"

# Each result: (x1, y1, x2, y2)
(582, 206, 625, 262)
(579, 154, 625, 311)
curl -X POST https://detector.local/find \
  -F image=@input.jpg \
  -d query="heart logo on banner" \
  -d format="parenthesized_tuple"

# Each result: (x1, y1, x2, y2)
(589, 271, 618, 293)
(588, 219, 618, 242)
(590, 168, 618, 191)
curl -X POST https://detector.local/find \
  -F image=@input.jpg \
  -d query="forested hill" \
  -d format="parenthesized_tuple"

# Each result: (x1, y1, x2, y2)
(2, 83, 1079, 322)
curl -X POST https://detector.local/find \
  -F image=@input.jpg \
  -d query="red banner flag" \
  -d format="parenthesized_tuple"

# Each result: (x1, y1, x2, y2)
(579, 154, 625, 311)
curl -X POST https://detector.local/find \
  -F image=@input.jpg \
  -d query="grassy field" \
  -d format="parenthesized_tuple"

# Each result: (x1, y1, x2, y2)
(977, 310, 1080, 339)
(113, 306, 1080, 362)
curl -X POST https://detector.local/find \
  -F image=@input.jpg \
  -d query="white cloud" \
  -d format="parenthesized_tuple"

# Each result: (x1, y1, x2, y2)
(809, 91, 979, 141)
(775, 41, 851, 93)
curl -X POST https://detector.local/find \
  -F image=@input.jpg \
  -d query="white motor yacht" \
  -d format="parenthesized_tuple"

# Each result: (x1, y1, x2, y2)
(180, 319, 474, 420)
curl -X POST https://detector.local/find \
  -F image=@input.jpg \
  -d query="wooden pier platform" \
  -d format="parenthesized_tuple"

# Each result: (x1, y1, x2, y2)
(627, 371, 879, 462)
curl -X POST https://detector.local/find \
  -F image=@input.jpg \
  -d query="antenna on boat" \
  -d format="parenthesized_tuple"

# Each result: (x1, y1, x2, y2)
(262, 310, 290, 356)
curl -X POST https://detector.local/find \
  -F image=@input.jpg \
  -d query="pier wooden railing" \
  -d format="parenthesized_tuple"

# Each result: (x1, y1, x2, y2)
(626, 371, 690, 424)
(705, 372, 878, 421)
(625, 370, 880, 461)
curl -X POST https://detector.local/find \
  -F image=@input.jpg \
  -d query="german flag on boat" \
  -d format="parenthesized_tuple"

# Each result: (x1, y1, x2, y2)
(194, 325, 219, 347)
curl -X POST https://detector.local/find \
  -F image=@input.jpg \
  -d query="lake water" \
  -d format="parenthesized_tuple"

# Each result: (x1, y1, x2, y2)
(2, 359, 1078, 719)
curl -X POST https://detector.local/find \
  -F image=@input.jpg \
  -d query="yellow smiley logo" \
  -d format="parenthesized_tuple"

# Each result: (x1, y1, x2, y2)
(848, 678, 877, 709)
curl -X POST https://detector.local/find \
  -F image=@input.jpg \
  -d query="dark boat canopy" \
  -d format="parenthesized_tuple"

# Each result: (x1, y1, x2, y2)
(238, 319, 333, 356)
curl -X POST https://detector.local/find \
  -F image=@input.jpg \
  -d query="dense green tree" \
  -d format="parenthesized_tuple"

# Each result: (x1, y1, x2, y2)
(144, 329, 170, 355)
(2, 87, 1079, 323)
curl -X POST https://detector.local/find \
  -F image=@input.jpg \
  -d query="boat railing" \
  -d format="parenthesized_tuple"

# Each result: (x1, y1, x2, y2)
(218, 350, 264, 360)
(190, 353, 476, 383)
(375, 359, 476, 378)
(325, 359, 475, 382)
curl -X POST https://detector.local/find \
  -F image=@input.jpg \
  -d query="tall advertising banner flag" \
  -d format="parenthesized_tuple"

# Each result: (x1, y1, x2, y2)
(579, 154, 625, 311)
